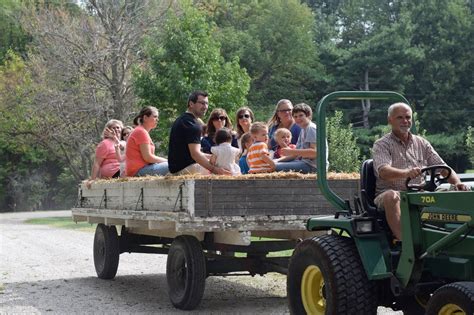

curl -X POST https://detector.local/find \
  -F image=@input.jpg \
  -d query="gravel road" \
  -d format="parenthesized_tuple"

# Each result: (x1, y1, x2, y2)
(0, 211, 401, 314)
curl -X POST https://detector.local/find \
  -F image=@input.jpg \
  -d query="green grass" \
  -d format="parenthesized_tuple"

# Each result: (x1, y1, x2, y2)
(466, 169, 474, 173)
(25, 217, 95, 232)
(233, 237, 294, 257)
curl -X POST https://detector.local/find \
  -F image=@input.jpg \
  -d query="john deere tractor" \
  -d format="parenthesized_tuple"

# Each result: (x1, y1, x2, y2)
(287, 91, 474, 315)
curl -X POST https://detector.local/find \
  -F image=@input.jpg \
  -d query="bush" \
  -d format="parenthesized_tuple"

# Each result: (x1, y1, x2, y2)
(327, 111, 361, 172)
(466, 126, 474, 169)
(6, 171, 48, 212)
(426, 132, 469, 172)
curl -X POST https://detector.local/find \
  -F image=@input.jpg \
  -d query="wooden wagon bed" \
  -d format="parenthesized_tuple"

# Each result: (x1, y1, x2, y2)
(72, 174, 359, 240)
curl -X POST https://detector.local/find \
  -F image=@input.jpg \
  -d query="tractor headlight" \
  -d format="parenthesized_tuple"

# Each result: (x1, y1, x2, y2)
(355, 220, 374, 234)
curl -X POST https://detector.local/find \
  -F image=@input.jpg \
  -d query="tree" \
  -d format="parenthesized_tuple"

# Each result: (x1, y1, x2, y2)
(426, 132, 469, 172)
(0, 51, 70, 211)
(403, 0, 473, 133)
(0, 0, 30, 64)
(307, 0, 422, 128)
(18, 0, 171, 180)
(134, 2, 250, 151)
(205, 0, 327, 107)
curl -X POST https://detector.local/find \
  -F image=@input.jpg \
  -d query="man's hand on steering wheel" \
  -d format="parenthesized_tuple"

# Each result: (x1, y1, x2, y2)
(406, 165, 452, 192)
(454, 182, 469, 191)
(405, 167, 422, 179)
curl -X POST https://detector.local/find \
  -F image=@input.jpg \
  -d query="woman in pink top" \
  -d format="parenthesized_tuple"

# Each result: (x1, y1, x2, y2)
(125, 106, 168, 176)
(86, 119, 123, 188)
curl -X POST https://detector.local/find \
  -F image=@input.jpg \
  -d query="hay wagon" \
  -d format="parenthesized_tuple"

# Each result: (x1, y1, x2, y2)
(72, 173, 358, 310)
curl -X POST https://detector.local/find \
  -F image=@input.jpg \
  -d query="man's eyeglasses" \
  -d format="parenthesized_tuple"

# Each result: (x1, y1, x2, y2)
(196, 100, 209, 106)
(238, 114, 250, 119)
(213, 116, 227, 121)
(278, 109, 292, 113)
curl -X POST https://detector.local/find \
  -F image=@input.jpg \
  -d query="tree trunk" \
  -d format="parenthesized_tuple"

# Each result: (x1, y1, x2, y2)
(361, 68, 371, 129)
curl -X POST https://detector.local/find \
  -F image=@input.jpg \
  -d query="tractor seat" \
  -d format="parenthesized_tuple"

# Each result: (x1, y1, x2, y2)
(360, 159, 396, 242)
(360, 159, 379, 217)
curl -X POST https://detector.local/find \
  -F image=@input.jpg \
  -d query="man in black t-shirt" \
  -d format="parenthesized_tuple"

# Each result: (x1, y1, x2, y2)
(168, 90, 231, 175)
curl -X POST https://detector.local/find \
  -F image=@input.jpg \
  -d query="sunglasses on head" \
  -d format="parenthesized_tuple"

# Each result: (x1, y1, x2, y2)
(238, 114, 250, 119)
(214, 116, 227, 121)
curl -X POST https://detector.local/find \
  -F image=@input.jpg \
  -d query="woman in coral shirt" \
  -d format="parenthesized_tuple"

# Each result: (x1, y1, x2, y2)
(86, 119, 123, 188)
(125, 106, 168, 176)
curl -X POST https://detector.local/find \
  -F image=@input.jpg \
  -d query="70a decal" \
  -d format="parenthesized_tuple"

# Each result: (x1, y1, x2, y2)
(421, 196, 436, 203)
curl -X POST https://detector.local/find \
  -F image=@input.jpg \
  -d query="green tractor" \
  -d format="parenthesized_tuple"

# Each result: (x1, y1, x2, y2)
(287, 91, 474, 315)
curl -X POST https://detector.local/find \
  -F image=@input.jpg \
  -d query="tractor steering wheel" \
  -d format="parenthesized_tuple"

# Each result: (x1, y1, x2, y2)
(405, 165, 452, 192)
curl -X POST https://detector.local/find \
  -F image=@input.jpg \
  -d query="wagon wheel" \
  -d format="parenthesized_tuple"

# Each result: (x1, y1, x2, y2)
(166, 235, 206, 310)
(287, 234, 377, 315)
(93, 224, 120, 279)
(425, 282, 474, 315)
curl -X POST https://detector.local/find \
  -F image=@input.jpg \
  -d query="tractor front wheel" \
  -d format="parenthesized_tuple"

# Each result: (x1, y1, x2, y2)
(426, 282, 474, 315)
(287, 234, 377, 315)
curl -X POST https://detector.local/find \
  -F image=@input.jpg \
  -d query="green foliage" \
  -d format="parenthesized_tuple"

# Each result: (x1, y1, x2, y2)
(208, 0, 327, 106)
(426, 132, 469, 172)
(134, 3, 250, 152)
(0, 0, 30, 64)
(404, 0, 473, 133)
(327, 111, 361, 172)
(0, 50, 75, 211)
(466, 126, 474, 168)
(353, 124, 390, 160)
(135, 3, 250, 113)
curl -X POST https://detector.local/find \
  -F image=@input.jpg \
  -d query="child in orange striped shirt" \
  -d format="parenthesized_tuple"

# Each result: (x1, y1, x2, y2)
(247, 122, 275, 173)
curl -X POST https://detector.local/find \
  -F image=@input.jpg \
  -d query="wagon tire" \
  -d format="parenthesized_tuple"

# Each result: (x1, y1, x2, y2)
(93, 224, 120, 279)
(167, 235, 206, 310)
(426, 282, 474, 315)
(287, 234, 377, 315)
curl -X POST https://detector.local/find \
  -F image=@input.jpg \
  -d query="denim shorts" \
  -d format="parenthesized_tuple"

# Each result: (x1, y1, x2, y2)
(136, 162, 169, 176)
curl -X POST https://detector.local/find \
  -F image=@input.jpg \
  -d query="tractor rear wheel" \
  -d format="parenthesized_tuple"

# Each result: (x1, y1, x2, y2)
(426, 282, 474, 315)
(287, 234, 377, 315)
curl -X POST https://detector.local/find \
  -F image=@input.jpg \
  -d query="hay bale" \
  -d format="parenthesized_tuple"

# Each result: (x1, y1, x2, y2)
(83, 171, 360, 185)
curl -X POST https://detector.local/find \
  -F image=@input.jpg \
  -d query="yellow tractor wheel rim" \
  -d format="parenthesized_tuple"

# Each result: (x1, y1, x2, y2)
(301, 265, 325, 315)
(438, 303, 466, 315)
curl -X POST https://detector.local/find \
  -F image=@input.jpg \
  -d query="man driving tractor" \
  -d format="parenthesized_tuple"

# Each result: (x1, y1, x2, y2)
(372, 102, 469, 240)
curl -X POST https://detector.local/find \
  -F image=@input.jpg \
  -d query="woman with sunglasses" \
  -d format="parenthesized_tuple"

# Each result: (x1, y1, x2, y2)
(267, 99, 301, 151)
(201, 108, 238, 154)
(86, 119, 124, 188)
(235, 107, 255, 140)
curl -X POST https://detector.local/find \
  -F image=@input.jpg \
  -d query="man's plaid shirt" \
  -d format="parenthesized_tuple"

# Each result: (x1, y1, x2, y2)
(372, 132, 445, 195)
